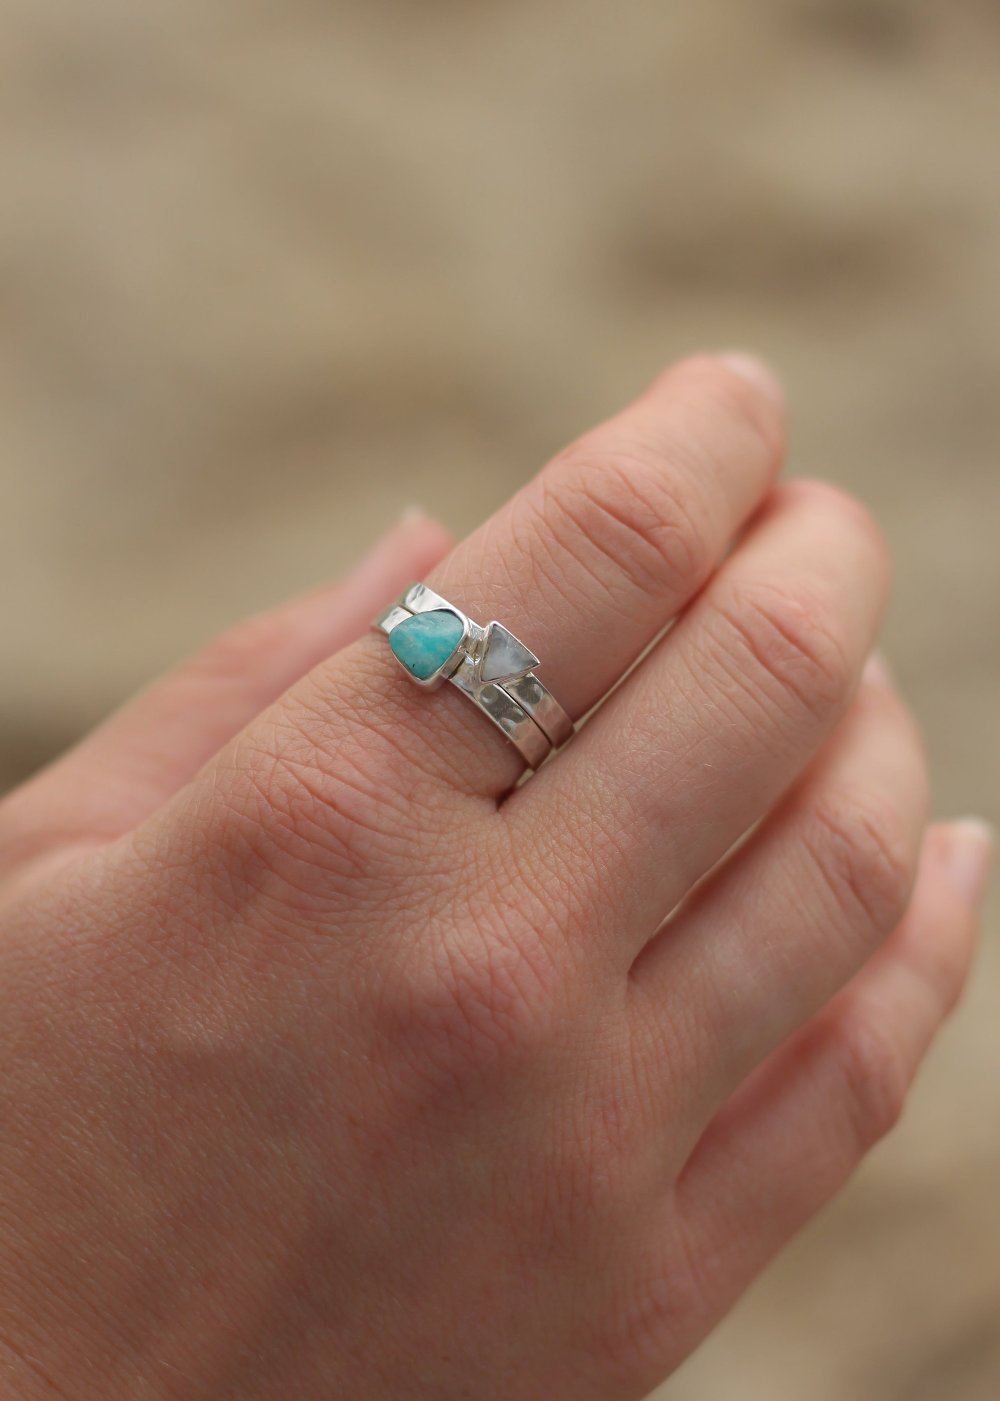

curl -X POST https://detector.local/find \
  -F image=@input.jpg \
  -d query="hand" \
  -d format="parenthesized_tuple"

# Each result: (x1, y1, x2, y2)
(0, 355, 991, 1400)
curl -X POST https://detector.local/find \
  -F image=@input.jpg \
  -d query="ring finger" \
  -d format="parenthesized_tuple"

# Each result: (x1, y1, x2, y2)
(231, 353, 785, 806)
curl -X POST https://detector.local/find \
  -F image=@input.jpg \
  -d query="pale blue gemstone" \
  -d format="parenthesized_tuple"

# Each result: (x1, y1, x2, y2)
(389, 609, 464, 680)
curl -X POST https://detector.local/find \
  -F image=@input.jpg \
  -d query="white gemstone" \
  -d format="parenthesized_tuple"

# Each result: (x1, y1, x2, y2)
(480, 622, 539, 682)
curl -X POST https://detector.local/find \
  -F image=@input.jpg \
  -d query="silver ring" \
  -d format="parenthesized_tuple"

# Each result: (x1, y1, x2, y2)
(372, 583, 573, 770)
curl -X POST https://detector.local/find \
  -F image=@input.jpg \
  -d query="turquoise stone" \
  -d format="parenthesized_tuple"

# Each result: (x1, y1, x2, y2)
(389, 609, 464, 680)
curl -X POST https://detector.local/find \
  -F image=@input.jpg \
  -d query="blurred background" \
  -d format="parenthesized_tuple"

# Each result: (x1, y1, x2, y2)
(1, 0, 998, 1395)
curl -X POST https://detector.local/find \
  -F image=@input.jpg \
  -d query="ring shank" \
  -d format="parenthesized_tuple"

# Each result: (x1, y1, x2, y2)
(373, 584, 573, 770)
(449, 659, 551, 768)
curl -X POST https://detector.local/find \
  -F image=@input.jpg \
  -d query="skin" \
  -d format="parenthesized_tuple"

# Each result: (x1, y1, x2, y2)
(0, 353, 992, 1400)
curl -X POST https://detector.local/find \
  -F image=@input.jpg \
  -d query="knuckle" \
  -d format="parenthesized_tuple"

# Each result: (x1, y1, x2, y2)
(584, 1284, 668, 1392)
(832, 1011, 910, 1152)
(512, 1076, 648, 1319)
(375, 915, 563, 1090)
(582, 1245, 693, 1393)
(807, 791, 917, 936)
(552, 1077, 644, 1228)
(542, 446, 710, 604)
(716, 576, 855, 724)
(219, 715, 414, 891)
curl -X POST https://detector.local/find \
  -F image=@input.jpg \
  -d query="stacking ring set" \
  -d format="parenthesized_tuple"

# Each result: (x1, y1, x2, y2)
(373, 583, 573, 769)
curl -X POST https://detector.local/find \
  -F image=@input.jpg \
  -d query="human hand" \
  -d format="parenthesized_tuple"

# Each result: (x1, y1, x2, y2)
(0, 355, 991, 1399)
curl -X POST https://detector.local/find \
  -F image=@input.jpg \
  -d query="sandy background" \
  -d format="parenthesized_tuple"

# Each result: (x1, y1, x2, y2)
(1, 1, 998, 1396)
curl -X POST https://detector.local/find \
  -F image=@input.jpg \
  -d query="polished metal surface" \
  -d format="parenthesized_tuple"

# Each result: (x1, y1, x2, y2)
(373, 582, 573, 770)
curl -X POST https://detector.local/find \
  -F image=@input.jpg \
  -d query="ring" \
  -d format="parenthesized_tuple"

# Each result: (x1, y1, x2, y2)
(373, 583, 573, 769)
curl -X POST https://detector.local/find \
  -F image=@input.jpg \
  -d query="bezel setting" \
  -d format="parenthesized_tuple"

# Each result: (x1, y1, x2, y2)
(372, 581, 574, 769)
(390, 606, 472, 690)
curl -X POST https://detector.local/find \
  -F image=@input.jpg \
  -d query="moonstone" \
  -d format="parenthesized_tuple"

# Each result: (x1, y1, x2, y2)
(480, 622, 539, 682)
(389, 609, 465, 680)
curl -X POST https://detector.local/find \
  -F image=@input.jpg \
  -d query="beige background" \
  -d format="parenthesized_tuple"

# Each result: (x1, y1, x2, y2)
(1, 1, 998, 1396)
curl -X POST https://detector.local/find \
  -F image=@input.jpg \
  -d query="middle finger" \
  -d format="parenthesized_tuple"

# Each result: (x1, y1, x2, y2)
(511, 480, 890, 967)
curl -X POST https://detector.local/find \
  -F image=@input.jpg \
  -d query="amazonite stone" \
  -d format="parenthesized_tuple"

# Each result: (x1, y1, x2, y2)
(389, 609, 464, 680)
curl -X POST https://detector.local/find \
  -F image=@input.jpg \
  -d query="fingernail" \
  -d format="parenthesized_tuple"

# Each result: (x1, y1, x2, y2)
(717, 351, 785, 407)
(862, 649, 893, 689)
(942, 819, 996, 907)
(398, 504, 430, 527)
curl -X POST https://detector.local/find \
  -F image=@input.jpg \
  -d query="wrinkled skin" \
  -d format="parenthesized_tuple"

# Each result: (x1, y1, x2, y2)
(0, 355, 990, 1400)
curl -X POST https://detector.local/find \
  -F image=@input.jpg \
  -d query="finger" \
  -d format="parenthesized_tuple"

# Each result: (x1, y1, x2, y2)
(213, 354, 784, 822)
(516, 479, 890, 968)
(0, 511, 451, 875)
(630, 654, 928, 1147)
(660, 820, 991, 1352)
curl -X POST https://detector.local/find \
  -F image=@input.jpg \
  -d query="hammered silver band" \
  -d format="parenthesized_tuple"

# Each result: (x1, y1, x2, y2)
(373, 582, 573, 769)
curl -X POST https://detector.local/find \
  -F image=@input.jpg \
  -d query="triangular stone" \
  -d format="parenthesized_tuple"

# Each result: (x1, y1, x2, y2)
(480, 622, 539, 683)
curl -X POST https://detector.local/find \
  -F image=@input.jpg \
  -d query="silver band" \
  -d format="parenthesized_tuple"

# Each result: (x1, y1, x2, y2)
(373, 583, 573, 769)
